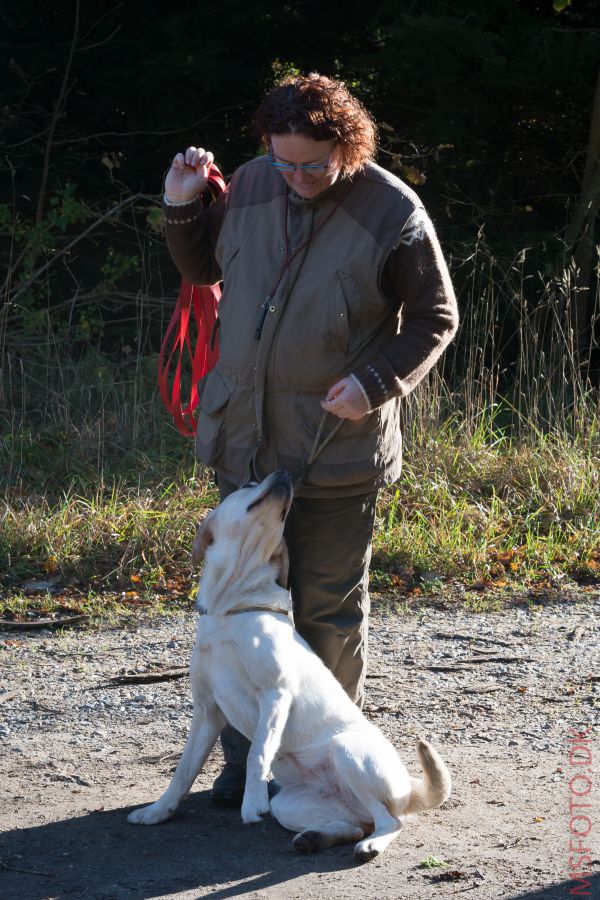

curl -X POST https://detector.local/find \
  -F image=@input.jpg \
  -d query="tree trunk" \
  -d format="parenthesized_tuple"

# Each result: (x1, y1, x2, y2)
(565, 64, 600, 363)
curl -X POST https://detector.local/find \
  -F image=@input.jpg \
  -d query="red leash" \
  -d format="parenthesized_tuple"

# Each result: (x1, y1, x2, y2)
(158, 164, 226, 437)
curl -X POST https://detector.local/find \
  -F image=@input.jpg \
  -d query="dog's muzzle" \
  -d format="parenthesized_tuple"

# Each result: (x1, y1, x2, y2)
(246, 470, 293, 516)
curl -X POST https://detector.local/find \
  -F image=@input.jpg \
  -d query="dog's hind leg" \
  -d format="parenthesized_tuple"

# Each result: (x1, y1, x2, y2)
(351, 801, 403, 862)
(271, 786, 364, 852)
(292, 820, 366, 854)
(329, 732, 405, 862)
(128, 703, 225, 825)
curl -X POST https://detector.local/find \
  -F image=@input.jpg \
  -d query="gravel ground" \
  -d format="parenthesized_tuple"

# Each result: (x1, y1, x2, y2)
(1, 591, 599, 900)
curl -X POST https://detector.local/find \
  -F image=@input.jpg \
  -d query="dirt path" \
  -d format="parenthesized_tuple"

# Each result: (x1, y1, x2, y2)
(1, 592, 599, 900)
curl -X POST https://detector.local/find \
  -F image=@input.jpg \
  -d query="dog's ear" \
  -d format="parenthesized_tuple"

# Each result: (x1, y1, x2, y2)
(191, 515, 214, 565)
(270, 538, 289, 589)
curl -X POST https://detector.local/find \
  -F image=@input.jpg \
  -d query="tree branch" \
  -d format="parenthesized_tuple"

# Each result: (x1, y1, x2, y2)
(35, 0, 80, 226)
(5, 193, 144, 305)
(564, 159, 600, 249)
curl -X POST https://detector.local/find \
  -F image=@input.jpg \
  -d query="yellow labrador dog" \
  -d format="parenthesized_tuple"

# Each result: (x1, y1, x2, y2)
(128, 470, 451, 861)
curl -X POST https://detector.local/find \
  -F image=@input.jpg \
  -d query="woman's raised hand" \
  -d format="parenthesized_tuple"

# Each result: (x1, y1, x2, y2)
(164, 147, 215, 203)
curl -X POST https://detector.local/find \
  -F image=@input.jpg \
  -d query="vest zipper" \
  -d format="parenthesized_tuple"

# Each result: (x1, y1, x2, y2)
(254, 297, 271, 341)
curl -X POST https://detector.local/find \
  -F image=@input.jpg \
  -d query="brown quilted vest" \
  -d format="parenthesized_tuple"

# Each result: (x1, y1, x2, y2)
(195, 158, 421, 497)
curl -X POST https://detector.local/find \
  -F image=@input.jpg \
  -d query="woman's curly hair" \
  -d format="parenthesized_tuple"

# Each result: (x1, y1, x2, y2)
(253, 73, 377, 178)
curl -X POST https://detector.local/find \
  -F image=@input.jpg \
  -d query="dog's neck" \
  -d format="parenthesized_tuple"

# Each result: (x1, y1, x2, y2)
(196, 561, 292, 617)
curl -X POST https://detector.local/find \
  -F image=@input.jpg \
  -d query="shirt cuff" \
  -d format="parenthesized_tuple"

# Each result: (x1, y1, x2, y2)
(352, 356, 400, 409)
(349, 374, 372, 414)
(162, 195, 203, 225)
(163, 194, 198, 207)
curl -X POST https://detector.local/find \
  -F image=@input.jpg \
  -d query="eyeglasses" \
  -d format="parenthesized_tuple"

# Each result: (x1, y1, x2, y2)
(268, 148, 333, 175)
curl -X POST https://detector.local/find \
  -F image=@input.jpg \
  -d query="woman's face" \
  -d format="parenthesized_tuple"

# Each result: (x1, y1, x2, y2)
(269, 133, 342, 200)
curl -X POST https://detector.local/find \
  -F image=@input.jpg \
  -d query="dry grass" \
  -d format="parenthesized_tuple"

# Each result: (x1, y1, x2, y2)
(1, 240, 598, 617)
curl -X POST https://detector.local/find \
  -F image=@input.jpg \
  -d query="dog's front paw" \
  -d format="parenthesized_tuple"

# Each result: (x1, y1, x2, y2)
(241, 787, 270, 824)
(127, 800, 175, 826)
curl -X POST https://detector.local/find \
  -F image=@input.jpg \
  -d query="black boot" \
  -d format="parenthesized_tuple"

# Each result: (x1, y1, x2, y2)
(211, 763, 246, 808)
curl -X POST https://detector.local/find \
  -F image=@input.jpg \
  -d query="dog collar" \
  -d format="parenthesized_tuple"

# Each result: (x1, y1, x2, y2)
(198, 605, 291, 617)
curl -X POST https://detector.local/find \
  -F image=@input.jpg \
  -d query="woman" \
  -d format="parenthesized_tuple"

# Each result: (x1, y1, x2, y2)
(163, 73, 458, 805)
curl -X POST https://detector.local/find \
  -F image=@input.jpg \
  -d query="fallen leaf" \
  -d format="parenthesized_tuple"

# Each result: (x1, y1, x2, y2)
(0, 692, 17, 703)
(43, 556, 59, 574)
(434, 870, 467, 882)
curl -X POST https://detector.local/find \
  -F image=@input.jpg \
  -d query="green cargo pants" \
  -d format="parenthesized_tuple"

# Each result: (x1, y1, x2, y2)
(216, 472, 378, 766)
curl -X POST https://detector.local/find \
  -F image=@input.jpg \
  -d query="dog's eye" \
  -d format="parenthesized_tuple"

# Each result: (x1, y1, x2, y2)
(240, 481, 258, 490)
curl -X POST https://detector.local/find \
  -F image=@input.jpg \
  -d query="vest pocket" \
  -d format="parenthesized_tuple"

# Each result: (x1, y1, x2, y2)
(292, 396, 382, 462)
(195, 368, 231, 466)
(284, 397, 385, 490)
(335, 270, 388, 356)
(220, 245, 240, 279)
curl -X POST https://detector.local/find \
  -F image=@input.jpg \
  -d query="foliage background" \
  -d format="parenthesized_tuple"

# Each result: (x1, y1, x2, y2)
(2, 0, 599, 350)
(1, 0, 599, 597)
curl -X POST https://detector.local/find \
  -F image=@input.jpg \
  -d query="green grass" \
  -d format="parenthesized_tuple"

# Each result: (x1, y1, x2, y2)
(373, 427, 599, 590)
(1, 411, 597, 623)
(1, 466, 216, 584)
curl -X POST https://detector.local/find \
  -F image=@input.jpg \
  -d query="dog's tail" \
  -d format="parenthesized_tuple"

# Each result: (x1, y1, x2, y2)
(401, 739, 452, 815)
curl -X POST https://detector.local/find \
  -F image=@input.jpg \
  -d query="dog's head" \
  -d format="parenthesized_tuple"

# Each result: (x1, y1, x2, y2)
(192, 470, 293, 597)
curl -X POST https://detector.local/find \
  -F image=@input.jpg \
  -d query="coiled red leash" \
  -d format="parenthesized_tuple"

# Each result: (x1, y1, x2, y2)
(158, 164, 226, 437)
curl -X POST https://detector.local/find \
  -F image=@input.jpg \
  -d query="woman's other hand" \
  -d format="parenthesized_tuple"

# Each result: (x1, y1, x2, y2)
(164, 147, 214, 203)
(321, 377, 369, 420)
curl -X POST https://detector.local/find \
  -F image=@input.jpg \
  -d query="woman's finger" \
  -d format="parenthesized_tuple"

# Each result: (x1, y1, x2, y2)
(184, 146, 198, 166)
